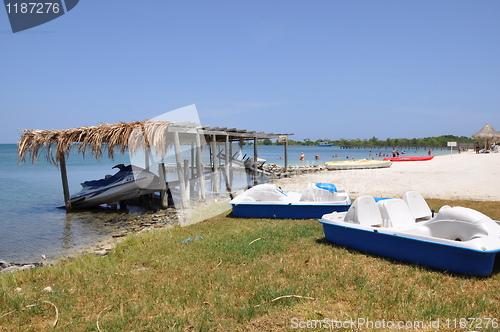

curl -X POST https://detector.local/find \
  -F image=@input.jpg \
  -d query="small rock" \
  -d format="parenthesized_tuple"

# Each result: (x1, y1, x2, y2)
(0, 264, 35, 273)
(14, 287, 22, 292)
(94, 250, 109, 256)
(43, 286, 53, 293)
(0, 260, 11, 269)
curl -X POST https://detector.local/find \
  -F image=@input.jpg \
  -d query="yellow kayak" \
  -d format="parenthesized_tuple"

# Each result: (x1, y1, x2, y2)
(324, 159, 392, 170)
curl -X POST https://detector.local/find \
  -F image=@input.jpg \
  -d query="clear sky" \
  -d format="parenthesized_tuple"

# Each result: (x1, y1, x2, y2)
(1, 0, 499, 143)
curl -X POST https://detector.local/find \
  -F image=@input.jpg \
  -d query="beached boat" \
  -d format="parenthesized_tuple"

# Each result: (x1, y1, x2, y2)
(324, 159, 392, 170)
(70, 164, 161, 208)
(319, 192, 500, 275)
(229, 183, 351, 219)
(383, 156, 434, 162)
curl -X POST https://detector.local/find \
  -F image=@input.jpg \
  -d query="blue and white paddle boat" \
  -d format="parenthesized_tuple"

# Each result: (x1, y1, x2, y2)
(319, 191, 500, 275)
(229, 183, 351, 219)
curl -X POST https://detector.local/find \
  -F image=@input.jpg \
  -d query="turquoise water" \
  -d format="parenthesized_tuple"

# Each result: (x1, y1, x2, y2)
(0, 143, 451, 263)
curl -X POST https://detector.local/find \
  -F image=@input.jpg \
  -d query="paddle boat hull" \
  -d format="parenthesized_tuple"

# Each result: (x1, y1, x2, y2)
(321, 222, 498, 276)
(319, 192, 500, 275)
(230, 183, 351, 219)
(324, 159, 392, 170)
(383, 156, 434, 162)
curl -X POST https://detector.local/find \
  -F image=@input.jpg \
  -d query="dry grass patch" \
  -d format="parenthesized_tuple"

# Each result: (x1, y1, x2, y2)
(1, 200, 500, 331)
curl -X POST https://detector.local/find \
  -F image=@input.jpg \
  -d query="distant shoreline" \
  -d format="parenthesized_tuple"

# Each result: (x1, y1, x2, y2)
(273, 151, 500, 202)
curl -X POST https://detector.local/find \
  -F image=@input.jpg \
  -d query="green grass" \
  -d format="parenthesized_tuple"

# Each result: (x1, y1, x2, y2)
(1, 199, 500, 331)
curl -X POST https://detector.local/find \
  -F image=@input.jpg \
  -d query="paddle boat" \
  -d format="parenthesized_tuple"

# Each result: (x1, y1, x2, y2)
(229, 183, 352, 219)
(70, 164, 161, 208)
(383, 156, 434, 162)
(324, 159, 392, 170)
(319, 192, 500, 275)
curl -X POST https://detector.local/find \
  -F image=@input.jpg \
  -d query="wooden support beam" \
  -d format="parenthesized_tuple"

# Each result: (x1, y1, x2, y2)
(195, 132, 206, 201)
(183, 159, 190, 203)
(190, 142, 195, 196)
(158, 163, 169, 209)
(284, 138, 289, 174)
(211, 134, 219, 197)
(174, 131, 189, 208)
(59, 155, 72, 211)
(253, 137, 258, 186)
(224, 135, 233, 198)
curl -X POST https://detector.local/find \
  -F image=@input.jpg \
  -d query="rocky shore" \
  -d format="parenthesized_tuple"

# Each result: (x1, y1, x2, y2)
(0, 207, 181, 273)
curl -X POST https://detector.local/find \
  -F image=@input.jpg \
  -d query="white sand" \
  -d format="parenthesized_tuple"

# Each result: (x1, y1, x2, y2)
(273, 151, 500, 201)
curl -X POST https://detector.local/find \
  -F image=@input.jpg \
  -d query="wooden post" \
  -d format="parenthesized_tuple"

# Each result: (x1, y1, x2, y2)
(195, 132, 206, 201)
(223, 135, 233, 198)
(158, 163, 168, 208)
(174, 131, 189, 208)
(284, 137, 289, 176)
(59, 155, 72, 211)
(211, 134, 219, 197)
(183, 159, 190, 202)
(229, 138, 234, 187)
(253, 137, 258, 186)
(145, 147, 150, 171)
(190, 142, 195, 196)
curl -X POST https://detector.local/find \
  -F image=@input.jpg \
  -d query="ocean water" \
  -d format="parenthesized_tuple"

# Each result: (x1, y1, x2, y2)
(245, 144, 450, 166)
(0, 143, 451, 263)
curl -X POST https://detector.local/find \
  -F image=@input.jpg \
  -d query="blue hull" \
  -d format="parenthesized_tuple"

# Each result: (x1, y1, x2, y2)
(320, 222, 499, 276)
(231, 204, 350, 219)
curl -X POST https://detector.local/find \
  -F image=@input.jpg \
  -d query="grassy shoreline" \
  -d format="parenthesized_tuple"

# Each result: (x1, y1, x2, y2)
(1, 199, 500, 331)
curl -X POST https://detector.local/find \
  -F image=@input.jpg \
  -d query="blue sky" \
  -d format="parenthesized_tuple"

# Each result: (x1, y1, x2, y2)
(1, 0, 499, 143)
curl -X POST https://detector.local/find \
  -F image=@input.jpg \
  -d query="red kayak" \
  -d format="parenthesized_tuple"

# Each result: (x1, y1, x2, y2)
(383, 156, 435, 162)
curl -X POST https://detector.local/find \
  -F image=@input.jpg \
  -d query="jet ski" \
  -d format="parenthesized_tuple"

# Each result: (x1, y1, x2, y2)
(70, 164, 161, 208)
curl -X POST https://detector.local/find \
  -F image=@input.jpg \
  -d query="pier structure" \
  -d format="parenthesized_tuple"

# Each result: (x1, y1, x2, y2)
(18, 121, 292, 211)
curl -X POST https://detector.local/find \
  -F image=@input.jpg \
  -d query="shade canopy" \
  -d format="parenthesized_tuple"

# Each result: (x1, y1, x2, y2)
(18, 121, 175, 166)
(472, 123, 500, 148)
(18, 120, 292, 166)
(472, 123, 500, 139)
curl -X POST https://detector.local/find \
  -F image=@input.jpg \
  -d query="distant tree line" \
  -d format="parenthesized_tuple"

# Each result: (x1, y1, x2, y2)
(257, 135, 475, 147)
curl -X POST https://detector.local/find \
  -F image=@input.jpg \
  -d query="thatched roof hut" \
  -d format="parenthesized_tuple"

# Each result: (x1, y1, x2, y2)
(17, 120, 292, 210)
(472, 123, 500, 148)
(18, 120, 176, 166)
(18, 120, 290, 166)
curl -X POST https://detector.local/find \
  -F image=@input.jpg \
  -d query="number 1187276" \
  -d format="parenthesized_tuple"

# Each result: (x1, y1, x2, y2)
(5, 3, 61, 14)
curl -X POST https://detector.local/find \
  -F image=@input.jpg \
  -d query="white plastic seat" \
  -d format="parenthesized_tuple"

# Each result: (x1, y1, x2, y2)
(377, 199, 415, 227)
(345, 196, 382, 226)
(402, 191, 432, 221)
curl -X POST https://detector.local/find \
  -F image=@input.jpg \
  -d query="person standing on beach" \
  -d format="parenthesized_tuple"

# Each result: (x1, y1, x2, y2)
(475, 142, 480, 154)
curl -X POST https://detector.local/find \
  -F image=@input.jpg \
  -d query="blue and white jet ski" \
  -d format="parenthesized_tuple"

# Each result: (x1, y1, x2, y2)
(70, 164, 161, 208)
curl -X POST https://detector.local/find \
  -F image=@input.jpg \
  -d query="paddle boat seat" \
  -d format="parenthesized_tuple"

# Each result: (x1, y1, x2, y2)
(344, 196, 383, 226)
(377, 199, 415, 228)
(402, 191, 432, 221)
(300, 183, 340, 202)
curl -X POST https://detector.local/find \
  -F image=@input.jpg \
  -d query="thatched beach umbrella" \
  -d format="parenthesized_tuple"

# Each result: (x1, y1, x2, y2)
(472, 123, 500, 149)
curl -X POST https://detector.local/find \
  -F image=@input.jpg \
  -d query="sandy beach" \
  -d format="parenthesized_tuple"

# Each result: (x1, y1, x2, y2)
(273, 151, 500, 201)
